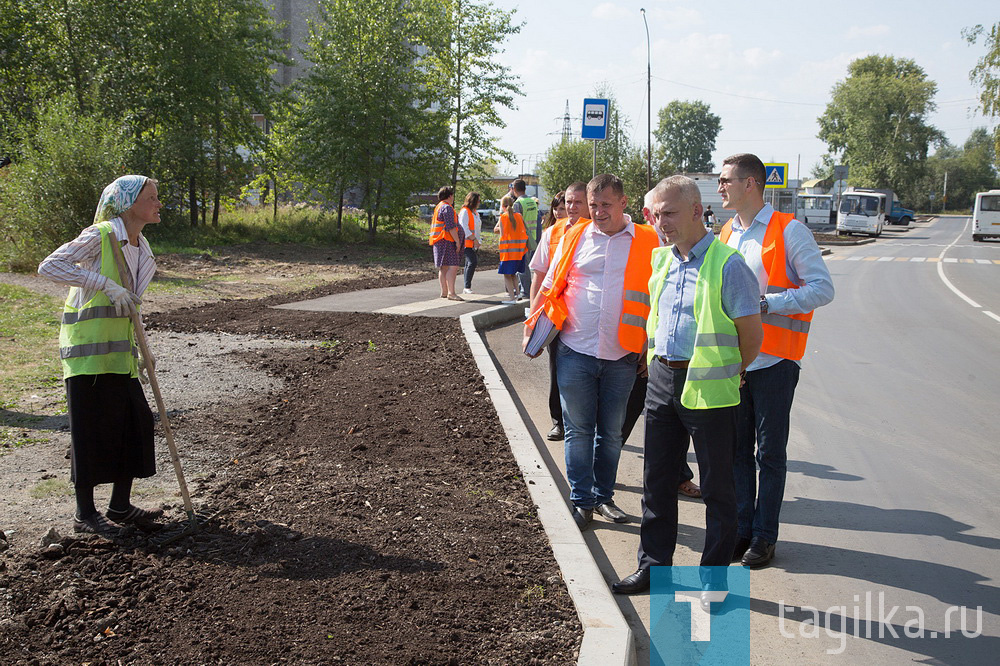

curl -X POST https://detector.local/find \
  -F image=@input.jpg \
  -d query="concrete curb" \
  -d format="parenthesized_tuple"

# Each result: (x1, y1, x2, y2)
(460, 304, 636, 666)
(818, 237, 876, 247)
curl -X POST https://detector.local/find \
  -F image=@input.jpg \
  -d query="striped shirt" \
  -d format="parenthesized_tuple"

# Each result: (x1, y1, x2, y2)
(38, 217, 155, 309)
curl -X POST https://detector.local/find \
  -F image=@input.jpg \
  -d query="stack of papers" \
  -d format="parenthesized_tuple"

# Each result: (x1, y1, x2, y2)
(524, 310, 559, 357)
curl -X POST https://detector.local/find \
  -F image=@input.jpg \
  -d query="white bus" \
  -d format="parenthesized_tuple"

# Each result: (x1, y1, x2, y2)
(797, 194, 833, 226)
(837, 191, 885, 238)
(972, 190, 1000, 242)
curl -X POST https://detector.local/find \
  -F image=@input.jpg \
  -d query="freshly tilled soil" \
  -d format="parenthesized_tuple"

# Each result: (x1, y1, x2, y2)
(0, 276, 581, 664)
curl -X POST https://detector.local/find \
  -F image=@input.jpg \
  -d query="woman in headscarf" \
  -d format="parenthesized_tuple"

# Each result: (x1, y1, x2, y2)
(38, 175, 164, 536)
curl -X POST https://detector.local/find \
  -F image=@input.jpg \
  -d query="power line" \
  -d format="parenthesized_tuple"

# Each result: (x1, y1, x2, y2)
(651, 74, 824, 107)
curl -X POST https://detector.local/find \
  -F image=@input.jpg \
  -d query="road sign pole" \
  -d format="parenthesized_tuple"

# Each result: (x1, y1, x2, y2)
(592, 141, 597, 179)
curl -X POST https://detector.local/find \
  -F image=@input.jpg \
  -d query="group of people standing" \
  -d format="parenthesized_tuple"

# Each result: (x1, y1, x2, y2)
(428, 179, 541, 303)
(523, 153, 834, 596)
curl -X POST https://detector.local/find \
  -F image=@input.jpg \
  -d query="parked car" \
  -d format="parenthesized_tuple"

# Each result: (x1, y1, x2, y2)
(478, 200, 499, 226)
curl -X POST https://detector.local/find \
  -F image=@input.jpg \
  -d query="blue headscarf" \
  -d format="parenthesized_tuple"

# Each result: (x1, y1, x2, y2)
(94, 175, 149, 224)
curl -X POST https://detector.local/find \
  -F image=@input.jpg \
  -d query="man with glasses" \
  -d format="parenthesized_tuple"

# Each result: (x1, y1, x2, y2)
(717, 153, 834, 569)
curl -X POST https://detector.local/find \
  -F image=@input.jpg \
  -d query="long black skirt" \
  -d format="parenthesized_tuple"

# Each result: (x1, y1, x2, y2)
(66, 373, 156, 487)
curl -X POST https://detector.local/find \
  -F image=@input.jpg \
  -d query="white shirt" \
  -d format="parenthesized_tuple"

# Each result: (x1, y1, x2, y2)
(458, 207, 481, 244)
(541, 219, 646, 361)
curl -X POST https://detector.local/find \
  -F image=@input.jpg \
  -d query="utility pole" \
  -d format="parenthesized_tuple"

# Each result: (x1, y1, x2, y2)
(641, 8, 651, 191)
(561, 100, 572, 143)
(942, 171, 948, 213)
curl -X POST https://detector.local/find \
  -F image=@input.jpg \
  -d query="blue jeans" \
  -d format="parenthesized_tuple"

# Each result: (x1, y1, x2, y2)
(734, 359, 800, 544)
(554, 339, 638, 509)
(463, 248, 478, 289)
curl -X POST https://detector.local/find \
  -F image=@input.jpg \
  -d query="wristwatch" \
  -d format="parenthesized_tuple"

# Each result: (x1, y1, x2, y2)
(760, 296, 769, 314)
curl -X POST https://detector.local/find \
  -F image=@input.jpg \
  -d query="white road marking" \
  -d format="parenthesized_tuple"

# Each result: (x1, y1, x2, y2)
(877, 256, 894, 262)
(943, 258, 958, 263)
(976, 259, 993, 265)
(937, 219, 982, 309)
(984, 311, 1000, 324)
(909, 257, 926, 262)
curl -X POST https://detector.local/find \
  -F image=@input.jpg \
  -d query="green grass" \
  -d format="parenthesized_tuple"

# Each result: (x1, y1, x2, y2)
(29, 478, 72, 498)
(148, 205, 427, 256)
(0, 284, 63, 407)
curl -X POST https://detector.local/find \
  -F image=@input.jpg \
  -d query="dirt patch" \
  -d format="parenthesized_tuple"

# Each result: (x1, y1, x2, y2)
(0, 262, 580, 664)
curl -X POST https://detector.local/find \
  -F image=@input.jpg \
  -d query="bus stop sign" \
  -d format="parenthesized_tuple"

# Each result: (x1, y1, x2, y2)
(581, 98, 609, 141)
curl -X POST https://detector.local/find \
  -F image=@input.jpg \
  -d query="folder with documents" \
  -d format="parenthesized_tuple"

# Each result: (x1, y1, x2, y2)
(524, 310, 559, 357)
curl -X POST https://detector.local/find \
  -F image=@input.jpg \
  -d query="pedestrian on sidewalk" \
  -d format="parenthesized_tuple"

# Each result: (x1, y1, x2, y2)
(510, 179, 539, 300)
(527, 186, 577, 442)
(718, 153, 834, 568)
(524, 174, 660, 530)
(429, 186, 464, 301)
(496, 195, 528, 303)
(458, 191, 482, 294)
(614, 175, 762, 595)
(37, 175, 167, 537)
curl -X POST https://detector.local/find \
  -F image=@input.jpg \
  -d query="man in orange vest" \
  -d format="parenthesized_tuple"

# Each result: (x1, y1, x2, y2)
(718, 153, 834, 568)
(528, 181, 589, 442)
(524, 174, 659, 530)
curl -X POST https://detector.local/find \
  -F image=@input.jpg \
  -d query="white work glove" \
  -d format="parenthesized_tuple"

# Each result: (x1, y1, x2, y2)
(102, 279, 142, 317)
(137, 351, 154, 385)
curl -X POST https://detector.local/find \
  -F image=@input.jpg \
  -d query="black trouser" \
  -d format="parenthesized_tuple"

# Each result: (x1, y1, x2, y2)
(463, 247, 478, 289)
(622, 375, 695, 483)
(638, 361, 737, 568)
(547, 345, 562, 427)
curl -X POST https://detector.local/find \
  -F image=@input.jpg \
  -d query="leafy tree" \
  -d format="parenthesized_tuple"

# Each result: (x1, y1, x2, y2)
(818, 55, 942, 192)
(537, 139, 594, 198)
(653, 100, 721, 173)
(286, 0, 449, 239)
(965, 23, 1000, 163)
(428, 0, 522, 188)
(912, 129, 999, 210)
(0, 95, 130, 270)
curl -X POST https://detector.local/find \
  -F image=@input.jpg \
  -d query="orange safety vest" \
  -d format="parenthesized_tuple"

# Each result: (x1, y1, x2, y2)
(428, 201, 454, 245)
(527, 220, 659, 354)
(498, 210, 528, 262)
(720, 211, 813, 360)
(462, 206, 477, 248)
(547, 217, 591, 261)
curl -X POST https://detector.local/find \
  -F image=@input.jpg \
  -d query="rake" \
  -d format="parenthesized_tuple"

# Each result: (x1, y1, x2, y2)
(109, 232, 209, 546)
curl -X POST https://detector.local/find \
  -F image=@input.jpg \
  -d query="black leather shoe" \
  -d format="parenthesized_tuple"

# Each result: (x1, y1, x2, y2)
(594, 502, 628, 523)
(612, 568, 650, 595)
(547, 424, 564, 441)
(572, 506, 593, 529)
(732, 536, 752, 563)
(741, 537, 775, 568)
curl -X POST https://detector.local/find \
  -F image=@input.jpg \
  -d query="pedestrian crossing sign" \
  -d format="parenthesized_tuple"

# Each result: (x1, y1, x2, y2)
(764, 163, 787, 189)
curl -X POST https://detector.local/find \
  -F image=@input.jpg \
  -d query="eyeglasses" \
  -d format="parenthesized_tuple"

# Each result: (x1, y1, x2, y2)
(718, 176, 749, 186)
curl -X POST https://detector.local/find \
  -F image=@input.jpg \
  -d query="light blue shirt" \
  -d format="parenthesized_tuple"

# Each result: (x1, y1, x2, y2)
(653, 232, 760, 361)
(724, 203, 835, 371)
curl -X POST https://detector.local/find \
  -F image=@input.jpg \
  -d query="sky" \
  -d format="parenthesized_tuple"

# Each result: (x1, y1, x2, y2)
(490, 0, 999, 180)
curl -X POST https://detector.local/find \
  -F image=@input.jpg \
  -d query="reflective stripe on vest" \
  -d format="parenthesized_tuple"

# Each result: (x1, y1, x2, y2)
(527, 221, 658, 354)
(462, 206, 476, 248)
(428, 202, 453, 245)
(720, 211, 813, 360)
(59, 222, 138, 380)
(646, 240, 743, 409)
(498, 211, 528, 262)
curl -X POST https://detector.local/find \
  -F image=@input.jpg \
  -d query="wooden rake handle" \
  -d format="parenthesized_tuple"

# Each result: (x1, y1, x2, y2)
(108, 232, 196, 520)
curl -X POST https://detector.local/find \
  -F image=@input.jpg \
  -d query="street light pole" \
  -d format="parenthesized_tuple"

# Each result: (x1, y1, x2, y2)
(641, 8, 651, 192)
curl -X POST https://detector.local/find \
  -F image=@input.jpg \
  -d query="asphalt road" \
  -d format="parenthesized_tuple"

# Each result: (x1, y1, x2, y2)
(483, 217, 1000, 664)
